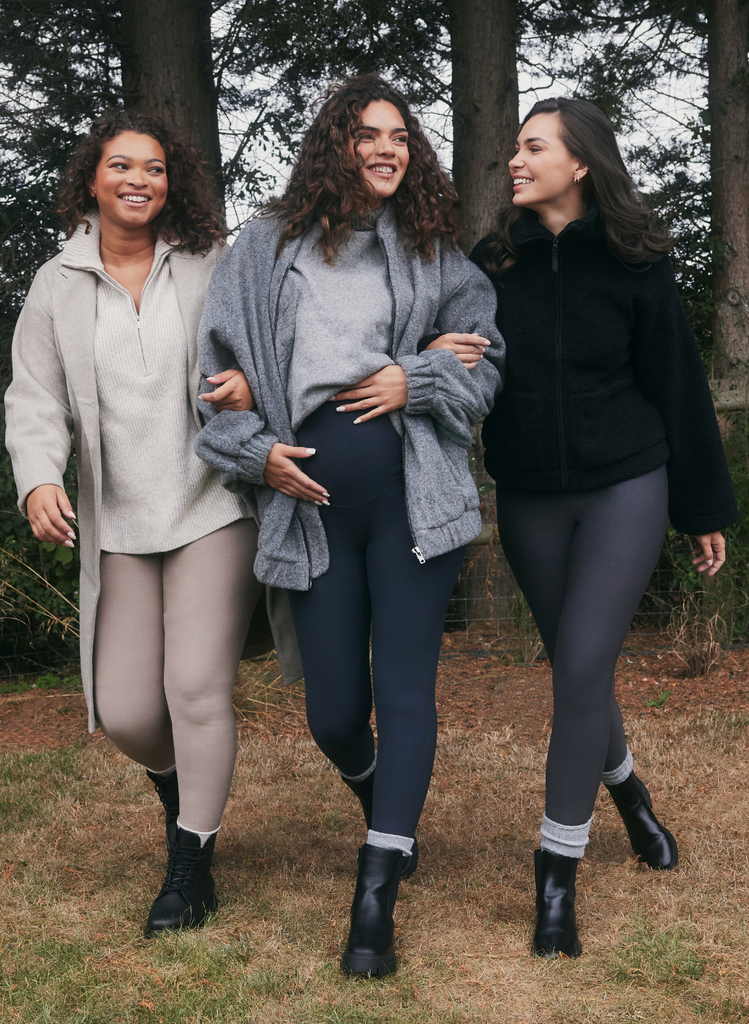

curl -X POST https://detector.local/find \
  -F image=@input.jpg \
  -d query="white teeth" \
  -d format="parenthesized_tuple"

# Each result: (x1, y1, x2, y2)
(513, 178, 533, 185)
(370, 165, 395, 174)
(120, 195, 149, 203)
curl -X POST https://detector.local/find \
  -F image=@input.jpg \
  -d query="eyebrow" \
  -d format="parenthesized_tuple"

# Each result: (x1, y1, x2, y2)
(357, 124, 408, 134)
(522, 137, 549, 145)
(106, 155, 165, 165)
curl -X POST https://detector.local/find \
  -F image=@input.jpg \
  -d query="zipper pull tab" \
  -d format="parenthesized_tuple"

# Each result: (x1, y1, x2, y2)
(412, 545, 426, 565)
(552, 238, 559, 272)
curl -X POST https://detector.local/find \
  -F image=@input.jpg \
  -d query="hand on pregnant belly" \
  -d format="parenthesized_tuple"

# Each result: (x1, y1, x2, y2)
(331, 364, 407, 423)
(263, 443, 331, 504)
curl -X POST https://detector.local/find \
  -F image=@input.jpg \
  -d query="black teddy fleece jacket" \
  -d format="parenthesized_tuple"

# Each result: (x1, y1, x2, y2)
(469, 206, 737, 537)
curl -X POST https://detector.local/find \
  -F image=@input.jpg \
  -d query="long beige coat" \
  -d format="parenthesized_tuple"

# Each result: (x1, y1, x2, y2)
(5, 236, 302, 731)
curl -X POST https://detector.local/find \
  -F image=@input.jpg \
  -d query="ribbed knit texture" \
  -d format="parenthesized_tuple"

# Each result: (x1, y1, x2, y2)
(284, 220, 394, 431)
(540, 813, 592, 859)
(66, 217, 247, 553)
(367, 830, 414, 856)
(602, 748, 634, 787)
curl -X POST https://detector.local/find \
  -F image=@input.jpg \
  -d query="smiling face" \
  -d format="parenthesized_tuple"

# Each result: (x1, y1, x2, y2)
(90, 131, 168, 235)
(508, 112, 588, 222)
(348, 100, 410, 205)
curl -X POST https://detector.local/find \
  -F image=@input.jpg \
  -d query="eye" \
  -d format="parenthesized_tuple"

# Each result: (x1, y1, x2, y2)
(109, 161, 128, 170)
(394, 134, 408, 145)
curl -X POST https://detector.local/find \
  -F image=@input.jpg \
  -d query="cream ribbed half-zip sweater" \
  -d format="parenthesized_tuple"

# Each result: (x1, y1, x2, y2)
(64, 215, 247, 554)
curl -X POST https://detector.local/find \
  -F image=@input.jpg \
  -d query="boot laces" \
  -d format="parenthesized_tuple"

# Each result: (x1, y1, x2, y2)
(160, 842, 205, 894)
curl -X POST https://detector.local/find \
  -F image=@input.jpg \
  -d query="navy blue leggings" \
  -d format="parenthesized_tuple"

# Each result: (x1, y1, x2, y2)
(289, 402, 465, 837)
(496, 466, 669, 826)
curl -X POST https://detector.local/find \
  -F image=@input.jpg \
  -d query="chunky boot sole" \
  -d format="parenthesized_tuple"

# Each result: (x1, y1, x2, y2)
(341, 949, 397, 976)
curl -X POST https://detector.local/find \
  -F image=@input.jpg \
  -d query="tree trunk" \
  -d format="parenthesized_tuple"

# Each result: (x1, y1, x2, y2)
(450, 0, 518, 253)
(119, 0, 223, 196)
(708, 0, 749, 379)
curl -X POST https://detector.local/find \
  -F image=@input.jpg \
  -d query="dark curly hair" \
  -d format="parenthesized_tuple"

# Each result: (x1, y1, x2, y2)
(267, 74, 460, 262)
(58, 109, 225, 253)
(484, 97, 672, 277)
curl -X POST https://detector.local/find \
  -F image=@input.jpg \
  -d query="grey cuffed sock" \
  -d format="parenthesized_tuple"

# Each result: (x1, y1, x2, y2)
(177, 820, 219, 849)
(367, 829, 413, 857)
(340, 754, 377, 784)
(148, 764, 176, 777)
(602, 748, 634, 787)
(540, 814, 592, 859)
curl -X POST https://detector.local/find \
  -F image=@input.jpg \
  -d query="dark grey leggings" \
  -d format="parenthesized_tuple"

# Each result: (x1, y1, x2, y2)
(496, 466, 668, 826)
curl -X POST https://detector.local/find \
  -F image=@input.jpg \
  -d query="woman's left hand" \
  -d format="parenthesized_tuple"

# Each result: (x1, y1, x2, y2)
(692, 532, 727, 576)
(331, 365, 408, 423)
(199, 369, 255, 412)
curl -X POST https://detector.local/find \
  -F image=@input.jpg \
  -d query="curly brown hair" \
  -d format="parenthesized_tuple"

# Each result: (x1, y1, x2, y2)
(267, 74, 460, 262)
(484, 97, 672, 278)
(58, 109, 225, 253)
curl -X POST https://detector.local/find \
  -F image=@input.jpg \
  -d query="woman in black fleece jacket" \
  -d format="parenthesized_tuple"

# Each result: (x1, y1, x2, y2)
(434, 97, 736, 958)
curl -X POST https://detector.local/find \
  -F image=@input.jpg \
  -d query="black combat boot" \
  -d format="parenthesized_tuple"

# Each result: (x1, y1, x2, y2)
(605, 771, 678, 870)
(145, 827, 218, 936)
(146, 768, 180, 855)
(532, 848, 583, 959)
(340, 844, 405, 976)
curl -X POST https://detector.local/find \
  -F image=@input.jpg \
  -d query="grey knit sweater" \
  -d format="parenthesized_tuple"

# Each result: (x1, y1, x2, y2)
(196, 207, 505, 590)
(285, 221, 393, 430)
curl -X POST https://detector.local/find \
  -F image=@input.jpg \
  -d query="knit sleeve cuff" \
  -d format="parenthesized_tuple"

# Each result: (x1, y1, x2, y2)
(399, 353, 437, 414)
(194, 411, 279, 489)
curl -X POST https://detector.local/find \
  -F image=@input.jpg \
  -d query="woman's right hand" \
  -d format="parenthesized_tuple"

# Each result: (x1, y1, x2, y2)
(26, 485, 77, 547)
(263, 444, 330, 504)
(425, 333, 491, 369)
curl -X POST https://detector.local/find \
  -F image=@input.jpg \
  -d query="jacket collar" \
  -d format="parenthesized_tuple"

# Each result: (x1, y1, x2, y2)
(511, 203, 602, 247)
(60, 211, 175, 273)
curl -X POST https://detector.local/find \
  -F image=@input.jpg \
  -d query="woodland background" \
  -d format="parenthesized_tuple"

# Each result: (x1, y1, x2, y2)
(0, 0, 748, 675)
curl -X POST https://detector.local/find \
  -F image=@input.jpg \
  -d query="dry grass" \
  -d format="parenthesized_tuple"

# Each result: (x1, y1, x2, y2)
(2, 713, 749, 1023)
(668, 591, 725, 678)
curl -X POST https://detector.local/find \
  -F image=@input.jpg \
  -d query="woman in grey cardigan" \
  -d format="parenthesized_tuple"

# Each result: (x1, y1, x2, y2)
(196, 75, 504, 975)
(4, 111, 299, 935)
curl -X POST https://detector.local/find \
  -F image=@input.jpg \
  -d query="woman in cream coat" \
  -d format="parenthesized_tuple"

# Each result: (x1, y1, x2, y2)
(5, 110, 300, 935)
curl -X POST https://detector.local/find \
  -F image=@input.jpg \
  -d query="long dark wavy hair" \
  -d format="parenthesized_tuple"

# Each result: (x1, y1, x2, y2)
(58, 109, 225, 253)
(484, 97, 672, 277)
(267, 74, 460, 261)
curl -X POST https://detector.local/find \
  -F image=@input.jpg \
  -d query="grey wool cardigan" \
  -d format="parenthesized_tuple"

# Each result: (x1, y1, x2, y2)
(4, 231, 302, 732)
(195, 206, 506, 591)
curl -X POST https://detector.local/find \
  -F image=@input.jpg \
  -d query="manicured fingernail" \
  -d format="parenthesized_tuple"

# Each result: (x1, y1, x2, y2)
(322, 500, 330, 506)
(305, 448, 316, 455)
(336, 405, 347, 412)
(65, 510, 74, 516)
(64, 540, 74, 548)
(707, 559, 713, 565)
(315, 501, 323, 506)
(353, 417, 362, 425)
(67, 531, 76, 539)
(322, 491, 330, 497)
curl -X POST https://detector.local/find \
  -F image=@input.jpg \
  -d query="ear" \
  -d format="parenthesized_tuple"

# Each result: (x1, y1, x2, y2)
(574, 163, 589, 182)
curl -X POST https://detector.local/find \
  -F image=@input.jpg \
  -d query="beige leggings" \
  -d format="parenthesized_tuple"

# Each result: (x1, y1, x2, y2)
(93, 519, 263, 832)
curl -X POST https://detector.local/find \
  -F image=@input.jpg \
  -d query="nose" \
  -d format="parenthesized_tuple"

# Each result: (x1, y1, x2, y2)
(375, 135, 395, 156)
(508, 153, 523, 172)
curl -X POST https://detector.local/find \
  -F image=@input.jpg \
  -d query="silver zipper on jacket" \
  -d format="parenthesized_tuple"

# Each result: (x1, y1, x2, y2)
(377, 230, 426, 565)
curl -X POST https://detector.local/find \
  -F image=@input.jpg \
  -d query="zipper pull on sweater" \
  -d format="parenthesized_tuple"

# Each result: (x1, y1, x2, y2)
(552, 238, 559, 272)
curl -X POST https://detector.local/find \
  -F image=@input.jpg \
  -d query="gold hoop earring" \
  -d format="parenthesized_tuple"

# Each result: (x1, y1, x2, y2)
(573, 175, 580, 184)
